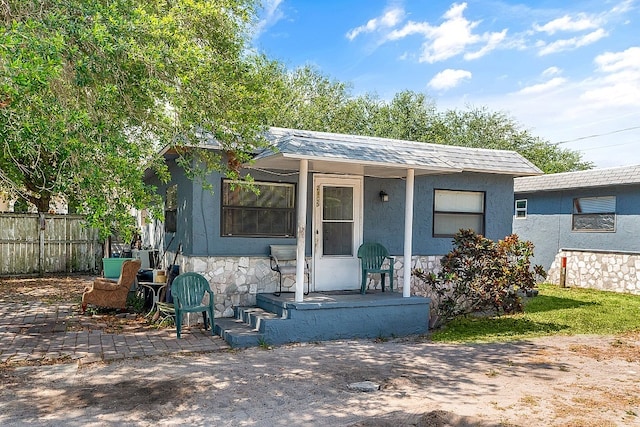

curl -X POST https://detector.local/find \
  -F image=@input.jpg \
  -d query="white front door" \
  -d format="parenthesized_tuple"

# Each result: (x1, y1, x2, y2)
(313, 175, 363, 291)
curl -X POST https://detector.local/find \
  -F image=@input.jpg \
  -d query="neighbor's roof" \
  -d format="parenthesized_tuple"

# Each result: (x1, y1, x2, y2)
(249, 127, 542, 179)
(514, 164, 640, 193)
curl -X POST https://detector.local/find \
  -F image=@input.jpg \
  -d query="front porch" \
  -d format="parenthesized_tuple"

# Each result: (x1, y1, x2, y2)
(214, 291, 430, 348)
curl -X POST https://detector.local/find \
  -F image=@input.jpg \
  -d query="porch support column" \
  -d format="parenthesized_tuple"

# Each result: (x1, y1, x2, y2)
(403, 168, 415, 298)
(295, 159, 309, 302)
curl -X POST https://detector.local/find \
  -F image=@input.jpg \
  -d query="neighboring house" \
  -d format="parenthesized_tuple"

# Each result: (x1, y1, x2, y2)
(0, 192, 68, 214)
(513, 165, 640, 295)
(0, 192, 10, 212)
(147, 127, 541, 318)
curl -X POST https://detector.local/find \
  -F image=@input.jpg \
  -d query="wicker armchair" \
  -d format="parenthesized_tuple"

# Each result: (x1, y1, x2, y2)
(81, 259, 141, 313)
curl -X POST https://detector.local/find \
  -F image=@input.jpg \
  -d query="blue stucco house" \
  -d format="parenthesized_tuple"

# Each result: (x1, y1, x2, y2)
(146, 127, 541, 346)
(513, 165, 640, 295)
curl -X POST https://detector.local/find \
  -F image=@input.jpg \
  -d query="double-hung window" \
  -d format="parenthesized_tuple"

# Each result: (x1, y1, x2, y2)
(221, 180, 296, 237)
(572, 196, 616, 231)
(515, 199, 527, 219)
(433, 189, 485, 237)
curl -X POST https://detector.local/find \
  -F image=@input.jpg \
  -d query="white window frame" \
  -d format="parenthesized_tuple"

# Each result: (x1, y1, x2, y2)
(515, 199, 527, 219)
(433, 189, 485, 237)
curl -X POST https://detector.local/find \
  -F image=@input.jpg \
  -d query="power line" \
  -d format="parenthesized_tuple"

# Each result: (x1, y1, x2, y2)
(554, 125, 640, 145)
(578, 140, 640, 151)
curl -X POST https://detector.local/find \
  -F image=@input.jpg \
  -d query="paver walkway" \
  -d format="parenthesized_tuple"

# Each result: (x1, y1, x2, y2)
(0, 301, 229, 365)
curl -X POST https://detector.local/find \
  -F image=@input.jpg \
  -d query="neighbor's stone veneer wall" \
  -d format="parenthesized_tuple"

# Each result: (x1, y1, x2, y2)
(176, 254, 443, 318)
(548, 249, 640, 295)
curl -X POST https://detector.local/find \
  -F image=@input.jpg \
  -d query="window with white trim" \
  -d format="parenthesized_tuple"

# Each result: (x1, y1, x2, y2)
(572, 196, 616, 231)
(515, 199, 527, 219)
(433, 189, 485, 237)
(221, 180, 296, 237)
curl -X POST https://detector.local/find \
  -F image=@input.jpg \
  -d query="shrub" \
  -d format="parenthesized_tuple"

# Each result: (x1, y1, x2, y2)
(127, 293, 145, 313)
(412, 230, 546, 329)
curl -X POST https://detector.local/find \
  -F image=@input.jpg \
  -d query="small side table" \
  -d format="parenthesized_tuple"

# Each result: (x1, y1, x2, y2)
(138, 282, 167, 316)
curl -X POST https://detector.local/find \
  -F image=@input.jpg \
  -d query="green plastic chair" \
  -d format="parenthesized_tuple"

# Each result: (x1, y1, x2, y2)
(357, 242, 394, 294)
(171, 272, 215, 339)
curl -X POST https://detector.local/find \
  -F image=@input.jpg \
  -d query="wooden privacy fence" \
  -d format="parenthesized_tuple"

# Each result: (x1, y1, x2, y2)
(0, 213, 102, 276)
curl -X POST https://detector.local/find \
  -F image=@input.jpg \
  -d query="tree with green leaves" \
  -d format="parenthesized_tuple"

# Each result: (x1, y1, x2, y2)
(365, 90, 439, 142)
(431, 107, 593, 173)
(0, 0, 282, 238)
(268, 67, 591, 173)
(270, 65, 363, 133)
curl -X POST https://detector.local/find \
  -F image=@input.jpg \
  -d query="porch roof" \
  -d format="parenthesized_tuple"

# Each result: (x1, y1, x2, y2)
(250, 128, 542, 178)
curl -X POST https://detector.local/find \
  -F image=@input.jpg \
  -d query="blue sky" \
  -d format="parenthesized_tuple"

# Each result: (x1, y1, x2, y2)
(253, 0, 640, 169)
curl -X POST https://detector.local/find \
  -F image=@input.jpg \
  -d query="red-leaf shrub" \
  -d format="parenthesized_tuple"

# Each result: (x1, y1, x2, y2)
(412, 229, 546, 329)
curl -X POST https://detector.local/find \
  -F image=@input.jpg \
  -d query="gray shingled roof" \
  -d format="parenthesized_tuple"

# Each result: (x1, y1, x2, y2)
(251, 127, 542, 178)
(514, 165, 640, 193)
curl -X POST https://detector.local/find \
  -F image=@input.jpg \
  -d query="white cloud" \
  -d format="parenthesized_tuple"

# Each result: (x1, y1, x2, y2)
(464, 29, 507, 60)
(384, 2, 507, 63)
(537, 28, 608, 55)
(513, 67, 565, 95)
(610, 0, 634, 14)
(595, 46, 640, 73)
(582, 73, 640, 107)
(529, 4, 635, 57)
(516, 77, 567, 95)
(386, 21, 431, 40)
(346, 7, 405, 41)
(542, 66, 562, 77)
(533, 14, 601, 35)
(581, 46, 640, 107)
(428, 69, 472, 90)
(254, 0, 285, 38)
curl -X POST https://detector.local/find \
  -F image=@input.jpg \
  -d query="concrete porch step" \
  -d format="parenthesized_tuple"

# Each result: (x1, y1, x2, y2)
(213, 317, 264, 348)
(237, 306, 282, 331)
(215, 306, 286, 348)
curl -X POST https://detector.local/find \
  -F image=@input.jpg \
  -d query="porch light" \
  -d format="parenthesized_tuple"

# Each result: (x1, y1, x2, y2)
(379, 190, 389, 202)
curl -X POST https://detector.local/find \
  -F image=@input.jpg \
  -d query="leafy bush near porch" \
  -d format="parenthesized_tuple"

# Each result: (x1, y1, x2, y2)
(413, 230, 546, 329)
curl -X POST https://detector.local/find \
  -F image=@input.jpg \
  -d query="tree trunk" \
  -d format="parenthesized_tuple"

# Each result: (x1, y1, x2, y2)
(26, 188, 51, 212)
(33, 196, 51, 213)
(24, 180, 53, 212)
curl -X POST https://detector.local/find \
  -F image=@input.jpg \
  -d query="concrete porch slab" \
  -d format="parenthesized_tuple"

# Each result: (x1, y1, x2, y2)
(250, 290, 430, 345)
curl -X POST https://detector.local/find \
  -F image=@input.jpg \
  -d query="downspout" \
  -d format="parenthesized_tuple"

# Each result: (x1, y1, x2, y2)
(403, 169, 415, 298)
(295, 159, 309, 302)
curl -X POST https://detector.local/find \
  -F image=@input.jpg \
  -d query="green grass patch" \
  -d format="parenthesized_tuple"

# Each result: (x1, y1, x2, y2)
(431, 284, 640, 343)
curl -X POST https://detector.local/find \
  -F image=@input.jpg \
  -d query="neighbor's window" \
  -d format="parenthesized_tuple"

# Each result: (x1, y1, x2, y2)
(572, 196, 616, 232)
(433, 189, 485, 237)
(164, 184, 177, 233)
(222, 180, 296, 237)
(515, 199, 527, 219)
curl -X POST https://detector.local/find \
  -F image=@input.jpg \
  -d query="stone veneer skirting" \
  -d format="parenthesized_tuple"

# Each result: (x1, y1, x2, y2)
(174, 253, 443, 318)
(547, 249, 640, 295)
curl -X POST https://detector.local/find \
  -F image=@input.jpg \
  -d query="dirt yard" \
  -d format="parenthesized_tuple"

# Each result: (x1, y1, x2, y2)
(1, 276, 639, 426)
